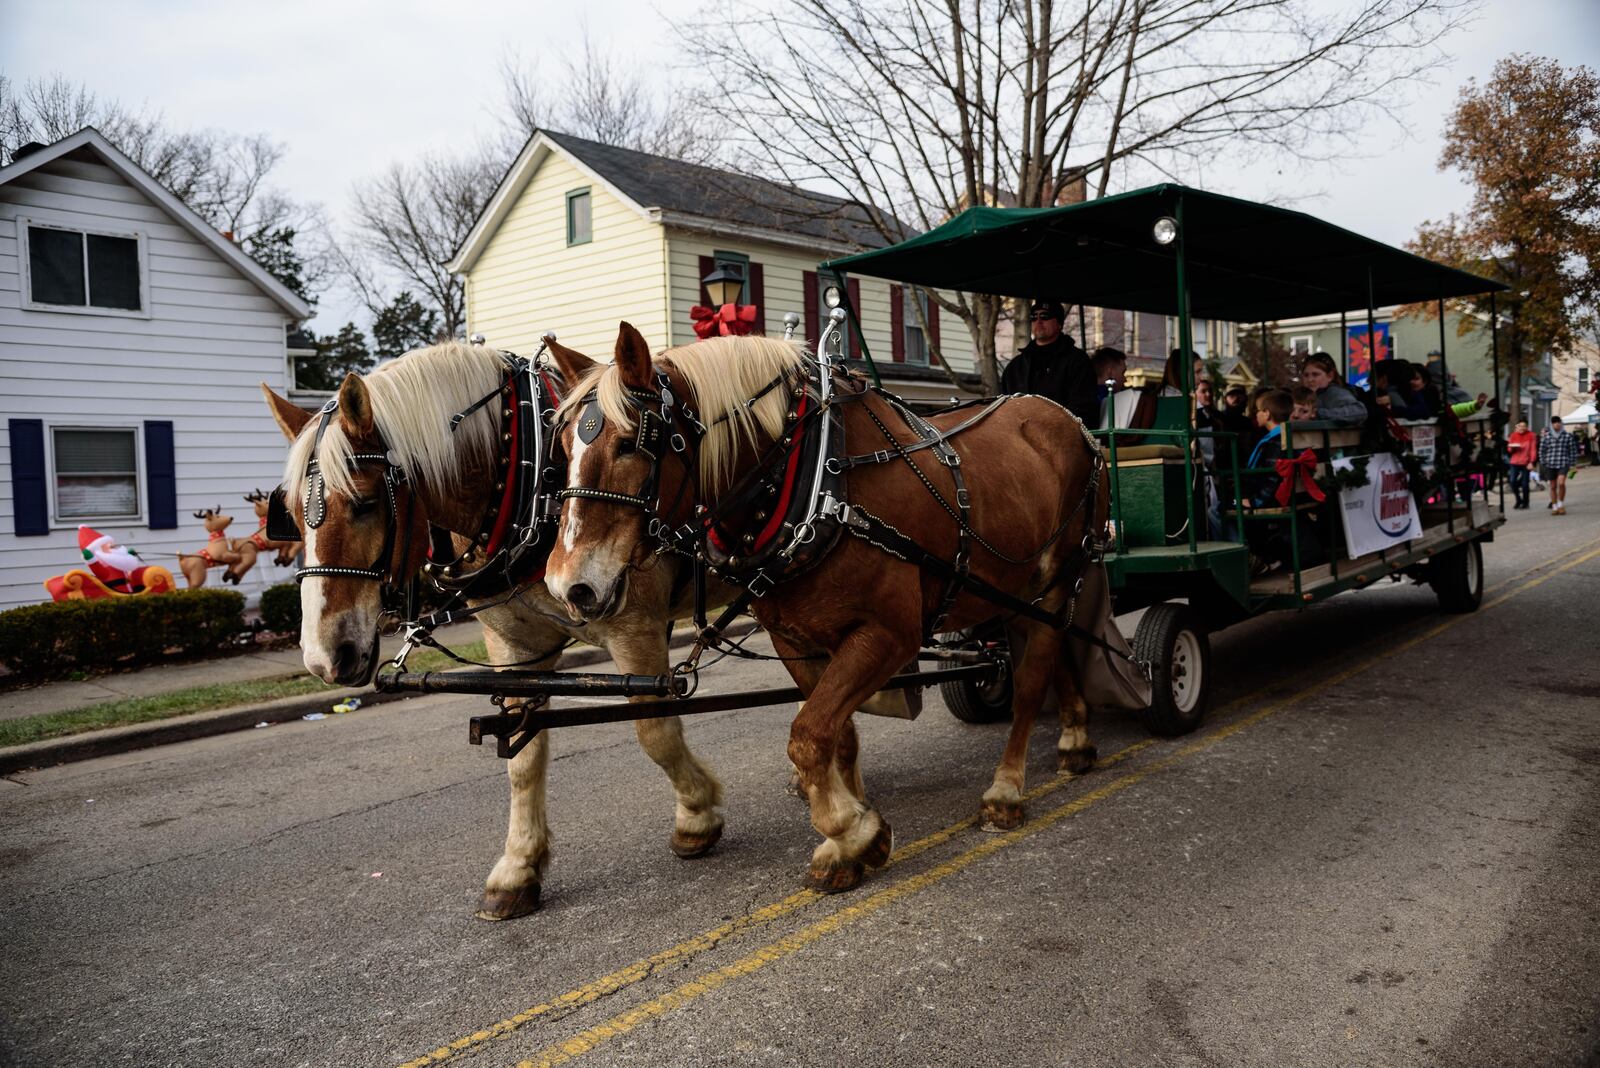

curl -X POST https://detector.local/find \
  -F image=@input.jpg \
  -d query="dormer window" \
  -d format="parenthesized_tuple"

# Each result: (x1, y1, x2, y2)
(22, 218, 146, 314)
(566, 188, 592, 246)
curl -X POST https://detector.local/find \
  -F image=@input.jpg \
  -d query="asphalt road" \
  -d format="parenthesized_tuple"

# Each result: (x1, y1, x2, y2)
(3, 485, 1597, 1068)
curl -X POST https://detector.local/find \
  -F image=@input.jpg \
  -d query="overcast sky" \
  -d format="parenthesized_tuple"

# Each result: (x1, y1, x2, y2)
(4, 0, 1598, 334)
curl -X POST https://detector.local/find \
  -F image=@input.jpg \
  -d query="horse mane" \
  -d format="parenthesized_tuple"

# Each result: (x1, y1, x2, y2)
(282, 341, 506, 501)
(555, 335, 808, 495)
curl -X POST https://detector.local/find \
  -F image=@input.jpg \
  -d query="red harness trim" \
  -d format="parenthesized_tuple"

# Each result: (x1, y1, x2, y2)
(706, 390, 810, 555)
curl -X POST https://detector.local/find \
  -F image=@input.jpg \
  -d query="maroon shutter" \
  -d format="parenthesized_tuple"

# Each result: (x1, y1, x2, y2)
(698, 255, 714, 306)
(927, 297, 941, 357)
(890, 285, 905, 362)
(748, 261, 765, 334)
(803, 269, 819, 347)
(846, 278, 862, 358)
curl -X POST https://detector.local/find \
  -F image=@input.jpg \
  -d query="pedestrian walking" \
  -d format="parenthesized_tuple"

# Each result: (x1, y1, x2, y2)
(1506, 419, 1537, 509)
(1538, 416, 1578, 515)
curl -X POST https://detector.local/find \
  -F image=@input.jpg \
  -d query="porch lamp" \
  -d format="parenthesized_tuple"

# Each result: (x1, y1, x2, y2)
(702, 265, 745, 307)
(1152, 216, 1178, 246)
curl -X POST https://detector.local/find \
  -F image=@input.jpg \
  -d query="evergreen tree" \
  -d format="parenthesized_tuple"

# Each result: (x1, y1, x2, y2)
(371, 291, 441, 361)
(298, 323, 373, 391)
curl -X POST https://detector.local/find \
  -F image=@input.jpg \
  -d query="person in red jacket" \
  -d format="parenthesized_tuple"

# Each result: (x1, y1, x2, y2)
(1506, 419, 1537, 509)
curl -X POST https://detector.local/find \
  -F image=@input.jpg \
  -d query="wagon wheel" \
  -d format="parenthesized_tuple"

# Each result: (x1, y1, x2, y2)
(1132, 603, 1210, 737)
(1428, 539, 1483, 614)
(940, 621, 1013, 724)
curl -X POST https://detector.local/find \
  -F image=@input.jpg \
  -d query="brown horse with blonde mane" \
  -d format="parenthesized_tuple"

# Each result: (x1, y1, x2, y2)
(545, 323, 1107, 893)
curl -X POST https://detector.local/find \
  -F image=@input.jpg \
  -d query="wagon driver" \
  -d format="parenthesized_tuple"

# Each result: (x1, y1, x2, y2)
(1000, 299, 1099, 426)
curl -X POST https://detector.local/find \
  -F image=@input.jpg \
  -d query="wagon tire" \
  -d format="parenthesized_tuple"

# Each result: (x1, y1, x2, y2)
(940, 627, 1013, 724)
(1133, 603, 1210, 737)
(1429, 539, 1483, 614)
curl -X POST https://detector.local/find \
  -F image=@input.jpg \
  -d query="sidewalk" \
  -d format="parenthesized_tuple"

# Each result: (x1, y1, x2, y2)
(0, 619, 754, 775)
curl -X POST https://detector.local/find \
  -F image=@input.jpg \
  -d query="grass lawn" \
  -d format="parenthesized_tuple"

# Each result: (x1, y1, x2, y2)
(0, 641, 489, 749)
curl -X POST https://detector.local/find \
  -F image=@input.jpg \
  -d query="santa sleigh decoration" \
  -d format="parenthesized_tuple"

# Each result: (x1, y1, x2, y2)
(43, 526, 178, 601)
(177, 506, 258, 588)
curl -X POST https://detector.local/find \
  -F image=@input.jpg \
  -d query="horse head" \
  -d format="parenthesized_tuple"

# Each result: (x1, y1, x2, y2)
(546, 323, 798, 622)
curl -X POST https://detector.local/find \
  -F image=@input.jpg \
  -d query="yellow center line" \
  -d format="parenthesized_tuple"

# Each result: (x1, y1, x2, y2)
(498, 540, 1600, 1068)
(396, 534, 1600, 1068)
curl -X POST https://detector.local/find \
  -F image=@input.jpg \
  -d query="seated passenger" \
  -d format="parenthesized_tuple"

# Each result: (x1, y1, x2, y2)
(1408, 365, 1444, 419)
(1372, 359, 1430, 419)
(1218, 383, 1253, 438)
(1193, 377, 1218, 469)
(1243, 390, 1292, 507)
(1242, 388, 1325, 572)
(1290, 386, 1318, 422)
(1091, 346, 1128, 401)
(1299, 353, 1366, 424)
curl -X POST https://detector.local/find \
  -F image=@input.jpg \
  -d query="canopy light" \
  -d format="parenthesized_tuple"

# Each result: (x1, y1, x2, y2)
(1152, 216, 1178, 246)
(822, 283, 844, 309)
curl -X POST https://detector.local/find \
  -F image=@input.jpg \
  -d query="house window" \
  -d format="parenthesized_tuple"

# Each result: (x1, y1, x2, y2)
(711, 250, 750, 303)
(903, 288, 929, 365)
(23, 220, 144, 312)
(1580, 367, 1591, 394)
(1290, 335, 1313, 358)
(566, 189, 592, 246)
(52, 426, 140, 521)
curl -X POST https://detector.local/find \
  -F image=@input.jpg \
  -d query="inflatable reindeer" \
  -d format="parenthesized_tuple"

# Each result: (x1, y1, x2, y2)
(178, 507, 258, 588)
(243, 489, 302, 567)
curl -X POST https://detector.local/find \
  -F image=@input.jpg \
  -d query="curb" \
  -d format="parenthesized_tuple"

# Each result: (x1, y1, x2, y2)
(0, 621, 759, 776)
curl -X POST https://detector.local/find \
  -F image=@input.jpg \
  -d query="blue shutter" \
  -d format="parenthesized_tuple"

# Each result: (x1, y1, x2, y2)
(8, 419, 49, 535)
(144, 421, 177, 529)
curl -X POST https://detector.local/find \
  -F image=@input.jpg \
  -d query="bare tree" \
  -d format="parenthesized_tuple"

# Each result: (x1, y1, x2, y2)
(674, 0, 1470, 393)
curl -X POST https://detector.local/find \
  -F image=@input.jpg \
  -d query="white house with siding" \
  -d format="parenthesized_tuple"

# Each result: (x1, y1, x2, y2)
(0, 128, 311, 611)
(448, 130, 978, 402)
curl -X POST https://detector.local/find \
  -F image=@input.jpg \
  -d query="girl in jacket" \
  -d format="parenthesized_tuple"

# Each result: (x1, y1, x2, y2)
(1298, 353, 1367, 424)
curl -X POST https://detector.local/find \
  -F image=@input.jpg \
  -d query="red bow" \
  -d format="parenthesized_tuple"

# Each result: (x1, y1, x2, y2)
(1384, 416, 1411, 444)
(1274, 448, 1327, 507)
(689, 303, 757, 340)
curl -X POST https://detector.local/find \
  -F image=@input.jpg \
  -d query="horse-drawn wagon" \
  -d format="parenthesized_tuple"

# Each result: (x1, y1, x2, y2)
(263, 183, 1507, 907)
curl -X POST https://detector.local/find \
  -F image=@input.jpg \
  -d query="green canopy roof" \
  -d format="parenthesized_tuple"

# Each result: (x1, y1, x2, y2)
(825, 184, 1504, 322)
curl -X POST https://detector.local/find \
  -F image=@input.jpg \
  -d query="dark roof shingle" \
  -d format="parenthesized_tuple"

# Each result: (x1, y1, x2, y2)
(544, 130, 899, 250)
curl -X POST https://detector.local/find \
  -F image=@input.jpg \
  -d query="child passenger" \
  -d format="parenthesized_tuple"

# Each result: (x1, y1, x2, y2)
(1290, 386, 1317, 422)
(1298, 353, 1366, 423)
(1242, 388, 1323, 572)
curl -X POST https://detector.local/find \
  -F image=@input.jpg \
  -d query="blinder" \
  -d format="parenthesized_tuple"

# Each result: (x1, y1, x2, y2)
(265, 487, 299, 542)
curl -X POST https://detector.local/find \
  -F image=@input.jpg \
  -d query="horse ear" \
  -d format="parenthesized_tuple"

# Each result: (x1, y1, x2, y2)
(337, 373, 376, 438)
(614, 322, 653, 389)
(546, 338, 597, 384)
(261, 384, 313, 441)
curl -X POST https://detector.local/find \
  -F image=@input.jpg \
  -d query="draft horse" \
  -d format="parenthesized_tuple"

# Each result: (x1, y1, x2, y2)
(545, 324, 1107, 893)
(261, 339, 725, 920)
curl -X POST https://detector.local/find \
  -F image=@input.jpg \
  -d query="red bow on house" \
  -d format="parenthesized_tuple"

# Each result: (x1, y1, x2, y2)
(1274, 448, 1327, 507)
(689, 303, 758, 339)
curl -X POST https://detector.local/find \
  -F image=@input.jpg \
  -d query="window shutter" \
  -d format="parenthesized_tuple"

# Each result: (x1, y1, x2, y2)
(8, 419, 48, 536)
(748, 261, 765, 334)
(927, 297, 941, 357)
(698, 255, 715, 306)
(846, 279, 862, 359)
(890, 285, 905, 363)
(803, 270, 819, 347)
(145, 420, 177, 529)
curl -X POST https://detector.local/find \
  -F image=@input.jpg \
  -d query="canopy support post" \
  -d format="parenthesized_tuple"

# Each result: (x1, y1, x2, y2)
(1340, 311, 1348, 379)
(1175, 194, 1198, 553)
(1491, 291, 1503, 513)
(1259, 322, 1269, 385)
(837, 279, 881, 387)
(1078, 304, 1088, 351)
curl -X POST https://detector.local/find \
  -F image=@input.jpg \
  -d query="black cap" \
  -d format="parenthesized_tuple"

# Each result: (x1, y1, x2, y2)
(1028, 300, 1064, 321)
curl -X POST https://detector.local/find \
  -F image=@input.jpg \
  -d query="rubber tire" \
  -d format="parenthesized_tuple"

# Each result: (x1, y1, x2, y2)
(1132, 603, 1211, 737)
(1430, 539, 1483, 614)
(940, 625, 1014, 724)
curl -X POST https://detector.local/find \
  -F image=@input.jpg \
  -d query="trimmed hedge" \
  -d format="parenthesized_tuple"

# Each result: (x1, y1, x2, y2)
(259, 582, 301, 635)
(0, 589, 245, 681)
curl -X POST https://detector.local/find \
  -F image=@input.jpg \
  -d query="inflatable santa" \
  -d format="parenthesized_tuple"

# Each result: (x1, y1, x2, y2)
(43, 526, 176, 601)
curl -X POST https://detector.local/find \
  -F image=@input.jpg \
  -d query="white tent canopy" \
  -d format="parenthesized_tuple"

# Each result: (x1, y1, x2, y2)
(1561, 401, 1597, 424)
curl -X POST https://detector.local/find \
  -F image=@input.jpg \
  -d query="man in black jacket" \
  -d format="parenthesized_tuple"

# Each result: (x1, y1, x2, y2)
(1000, 300, 1099, 425)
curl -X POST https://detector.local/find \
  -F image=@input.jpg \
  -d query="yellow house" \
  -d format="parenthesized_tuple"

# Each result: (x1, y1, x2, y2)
(447, 131, 978, 403)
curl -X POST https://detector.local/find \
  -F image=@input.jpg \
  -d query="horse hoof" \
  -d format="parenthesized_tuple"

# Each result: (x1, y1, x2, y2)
(784, 773, 807, 801)
(860, 819, 894, 869)
(670, 822, 723, 859)
(475, 883, 541, 921)
(1057, 745, 1098, 774)
(980, 799, 1026, 832)
(805, 860, 865, 895)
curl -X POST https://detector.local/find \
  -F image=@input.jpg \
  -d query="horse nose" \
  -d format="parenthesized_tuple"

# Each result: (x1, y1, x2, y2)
(332, 640, 365, 681)
(567, 582, 602, 618)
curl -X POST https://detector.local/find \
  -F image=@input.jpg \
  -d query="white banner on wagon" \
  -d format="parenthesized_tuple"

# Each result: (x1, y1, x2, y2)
(1333, 452, 1422, 559)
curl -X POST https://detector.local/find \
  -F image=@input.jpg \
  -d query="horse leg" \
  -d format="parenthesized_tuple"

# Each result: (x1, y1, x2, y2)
(476, 624, 564, 922)
(980, 621, 1061, 831)
(773, 642, 836, 803)
(1053, 652, 1097, 773)
(786, 626, 911, 893)
(609, 628, 725, 859)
